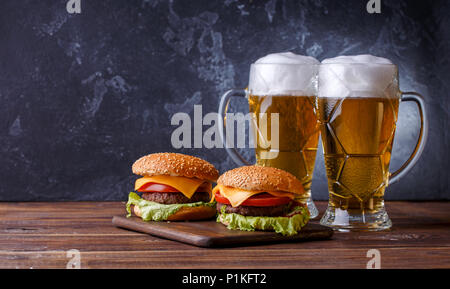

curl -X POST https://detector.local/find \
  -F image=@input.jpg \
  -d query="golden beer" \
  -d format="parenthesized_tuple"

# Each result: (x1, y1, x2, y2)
(317, 57, 427, 231)
(317, 97, 400, 216)
(249, 94, 320, 202)
(220, 56, 321, 217)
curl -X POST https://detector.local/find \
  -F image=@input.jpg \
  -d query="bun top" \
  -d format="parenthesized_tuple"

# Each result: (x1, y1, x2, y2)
(217, 165, 305, 195)
(132, 153, 219, 182)
(249, 52, 319, 96)
(319, 54, 397, 98)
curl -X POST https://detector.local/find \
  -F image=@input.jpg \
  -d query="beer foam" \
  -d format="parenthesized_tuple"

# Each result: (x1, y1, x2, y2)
(249, 52, 319, 96)
(318, 54, 397, 98)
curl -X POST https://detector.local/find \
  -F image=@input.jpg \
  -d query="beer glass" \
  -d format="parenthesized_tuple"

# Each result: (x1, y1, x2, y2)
(218, 62, 320, 218)
(318, 63, 428, 231)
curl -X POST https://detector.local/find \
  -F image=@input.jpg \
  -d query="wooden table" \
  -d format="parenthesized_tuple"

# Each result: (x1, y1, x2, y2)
(0, 201, 449, 269)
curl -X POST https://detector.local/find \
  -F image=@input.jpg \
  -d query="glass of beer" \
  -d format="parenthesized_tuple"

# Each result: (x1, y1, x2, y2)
(317, 55, 428, 231)
(218, 52, 321, 218)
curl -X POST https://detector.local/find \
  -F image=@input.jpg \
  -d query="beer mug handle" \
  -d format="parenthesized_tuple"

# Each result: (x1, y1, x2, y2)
(218, 89, 252, 166)
(389, 92, 428, 184)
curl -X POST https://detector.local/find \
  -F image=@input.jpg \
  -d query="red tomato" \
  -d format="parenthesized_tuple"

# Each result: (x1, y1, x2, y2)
(215, 191, 292, 207)
(137, 183, 179, 193)
(137, 182, 211, 193)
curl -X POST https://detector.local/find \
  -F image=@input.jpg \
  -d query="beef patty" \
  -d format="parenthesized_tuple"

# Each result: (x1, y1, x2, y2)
(216, 202, 291, 217)
(142, 191, 210, 204)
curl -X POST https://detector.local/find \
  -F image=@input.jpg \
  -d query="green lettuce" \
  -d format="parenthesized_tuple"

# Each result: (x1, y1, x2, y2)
(217, 205, 309, 236)
(126, 192, 216, 221)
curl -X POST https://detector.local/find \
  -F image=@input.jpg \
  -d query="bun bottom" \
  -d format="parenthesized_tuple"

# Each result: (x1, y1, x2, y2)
(132, 204, 216, 221)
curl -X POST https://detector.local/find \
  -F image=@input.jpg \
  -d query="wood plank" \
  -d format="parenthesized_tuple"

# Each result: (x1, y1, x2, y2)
(0, 218, 132, 235)
(0, 202, 127, 235)
(0, 226, 448, 252)
(1, 247, 449, 269)
(0, 202, 126, 218)
(0, 201, 448, 269)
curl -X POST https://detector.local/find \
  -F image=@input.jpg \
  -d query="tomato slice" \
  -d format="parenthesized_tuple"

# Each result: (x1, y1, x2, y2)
(137, 182, 211, 193)
(215, 191, 292, 207)
(137, 183, 179, 193)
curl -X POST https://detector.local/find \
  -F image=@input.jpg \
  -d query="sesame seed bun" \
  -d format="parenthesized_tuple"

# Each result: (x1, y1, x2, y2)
(217, 165, 305, 195)
(132, 153, 219, 182)
(131, 204, 216, 221)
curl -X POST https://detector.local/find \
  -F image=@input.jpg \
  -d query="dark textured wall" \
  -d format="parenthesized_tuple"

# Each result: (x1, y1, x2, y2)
(0, 0, 448, 201)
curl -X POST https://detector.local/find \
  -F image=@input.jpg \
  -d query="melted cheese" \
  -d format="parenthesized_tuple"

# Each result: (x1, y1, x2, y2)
(135, 175, 209, 199)
(211, 184, 295, 207)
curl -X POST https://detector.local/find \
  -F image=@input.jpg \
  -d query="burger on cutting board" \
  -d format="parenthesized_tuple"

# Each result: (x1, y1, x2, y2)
(126, 153, 219, 221)
(212, 165, 310, 236)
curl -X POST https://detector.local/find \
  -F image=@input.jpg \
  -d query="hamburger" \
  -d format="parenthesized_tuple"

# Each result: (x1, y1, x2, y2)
(126, 153, 218, 221)
(212, 165, 309, 236)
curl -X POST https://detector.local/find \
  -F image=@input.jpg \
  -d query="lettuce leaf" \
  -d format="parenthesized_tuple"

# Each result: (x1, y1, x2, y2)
(126, 192, 216, 221)
(217, 205, 309, 236)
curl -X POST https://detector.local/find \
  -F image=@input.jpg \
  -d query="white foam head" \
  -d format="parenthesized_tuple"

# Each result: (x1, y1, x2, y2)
(318, 54, 397, 98)
(249, 52, 319, 96)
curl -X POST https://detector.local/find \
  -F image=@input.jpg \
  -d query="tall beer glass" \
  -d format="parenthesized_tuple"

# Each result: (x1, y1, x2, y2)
(218, 52, 320, 218)
(318, 56, 428, 231)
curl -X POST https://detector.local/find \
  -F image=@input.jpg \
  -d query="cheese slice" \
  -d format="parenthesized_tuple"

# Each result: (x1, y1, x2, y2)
(212, 184, 295, 207)
(135, 175, 209, 199)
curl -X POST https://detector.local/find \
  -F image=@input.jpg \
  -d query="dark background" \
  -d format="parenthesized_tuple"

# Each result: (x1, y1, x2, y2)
(0, 0, 448, 201)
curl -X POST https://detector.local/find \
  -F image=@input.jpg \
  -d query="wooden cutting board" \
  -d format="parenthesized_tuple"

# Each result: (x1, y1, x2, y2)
(112, 216, 333, 248)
